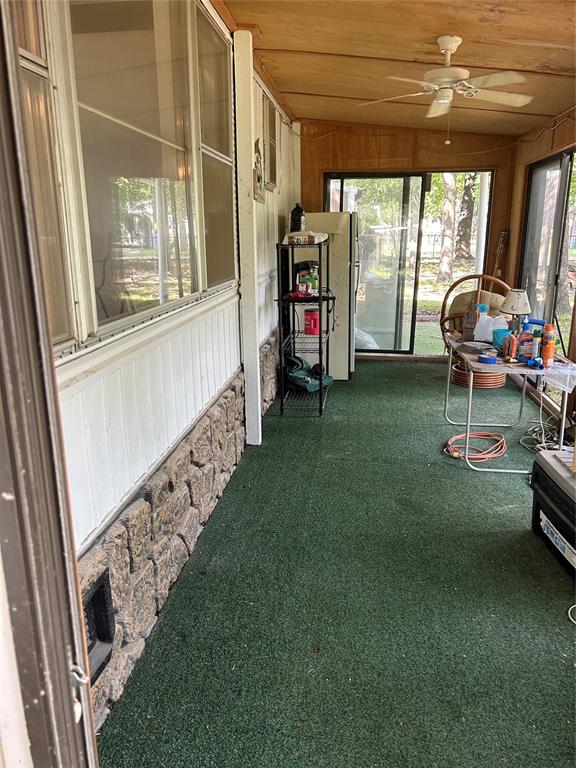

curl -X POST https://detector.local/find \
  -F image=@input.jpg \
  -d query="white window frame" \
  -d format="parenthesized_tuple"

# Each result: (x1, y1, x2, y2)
(195, 3, 238, 288)
(263, 92, 277, 191)
(16, 5, 80, 351)
(253, 72, 291, 195)
(42, 0, 238, 359)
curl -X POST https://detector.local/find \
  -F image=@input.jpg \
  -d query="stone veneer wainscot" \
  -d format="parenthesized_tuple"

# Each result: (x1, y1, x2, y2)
(79, 329, 279, 729)
(260, 328, 279, 414)
(79, 371, 246, 728)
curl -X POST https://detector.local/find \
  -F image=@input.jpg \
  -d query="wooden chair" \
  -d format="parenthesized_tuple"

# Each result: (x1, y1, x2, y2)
(439, 273, 511, 347)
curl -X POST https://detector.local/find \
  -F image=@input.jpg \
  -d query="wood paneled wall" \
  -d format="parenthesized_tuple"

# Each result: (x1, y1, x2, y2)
(507, 108, 576, 284)
(300, 119, 517, 280)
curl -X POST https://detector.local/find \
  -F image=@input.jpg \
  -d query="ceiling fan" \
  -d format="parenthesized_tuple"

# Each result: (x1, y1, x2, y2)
(360, 35, 533, 117)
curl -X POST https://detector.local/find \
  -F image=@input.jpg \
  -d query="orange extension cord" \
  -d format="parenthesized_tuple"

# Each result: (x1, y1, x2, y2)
(444, 432, 507, 463)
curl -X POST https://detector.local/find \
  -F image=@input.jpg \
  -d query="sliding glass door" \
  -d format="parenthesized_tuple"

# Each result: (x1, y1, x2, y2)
(326, 173, 425, 353)
(521, 152, 574, 349)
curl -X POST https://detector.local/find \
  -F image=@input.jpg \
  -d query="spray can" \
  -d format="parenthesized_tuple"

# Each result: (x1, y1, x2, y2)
(541, 324, 556, 368)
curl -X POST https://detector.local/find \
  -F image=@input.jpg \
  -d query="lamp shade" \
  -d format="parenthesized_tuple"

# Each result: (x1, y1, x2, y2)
(501, 289, 531, 316)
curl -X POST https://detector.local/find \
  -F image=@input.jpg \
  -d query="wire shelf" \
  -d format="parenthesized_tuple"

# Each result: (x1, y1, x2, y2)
(284, 387, 329, 412)
(282, 330, 329, 354)
(276, 238, 332, 416)
(276, 292, 336, 305)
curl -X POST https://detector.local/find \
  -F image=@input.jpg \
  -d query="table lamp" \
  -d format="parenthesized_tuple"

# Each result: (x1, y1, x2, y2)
(501, 289, 531, 334)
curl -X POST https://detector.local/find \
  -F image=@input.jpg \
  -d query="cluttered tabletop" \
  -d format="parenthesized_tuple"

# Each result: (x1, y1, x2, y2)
(445, 300, 576, 390)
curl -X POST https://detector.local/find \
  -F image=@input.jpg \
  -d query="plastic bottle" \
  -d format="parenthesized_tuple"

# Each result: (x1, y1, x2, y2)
(518, 323, 534, 363)
(290, 203, 305, 233)
(541, 323, 556, 368)
(532, 328, 542, 359)
(491, 315, 509, 333)
(473, 304, 492, 342)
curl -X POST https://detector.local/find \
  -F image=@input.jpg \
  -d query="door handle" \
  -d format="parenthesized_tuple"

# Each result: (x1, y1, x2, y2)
(70, 664, 90, 724)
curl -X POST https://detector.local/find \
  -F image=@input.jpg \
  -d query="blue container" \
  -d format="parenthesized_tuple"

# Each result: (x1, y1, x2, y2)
(492, 328, 511, 349)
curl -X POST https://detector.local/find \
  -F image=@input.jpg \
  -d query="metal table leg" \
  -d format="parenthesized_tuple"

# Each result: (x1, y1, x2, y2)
(558, 389, 568, 450)
(459, 364, 530, 475)
(444, 351, 527, 429)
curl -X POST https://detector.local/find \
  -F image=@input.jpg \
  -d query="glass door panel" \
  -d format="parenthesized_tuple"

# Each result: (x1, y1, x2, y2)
(521, 156, 564, 321)
(556, 161, 576, 351)
(520, 151, 574, 407)
(337, 175, 424, 352)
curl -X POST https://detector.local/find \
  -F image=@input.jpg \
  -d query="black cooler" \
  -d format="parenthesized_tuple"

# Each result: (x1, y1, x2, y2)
(531, 450, 575, 570)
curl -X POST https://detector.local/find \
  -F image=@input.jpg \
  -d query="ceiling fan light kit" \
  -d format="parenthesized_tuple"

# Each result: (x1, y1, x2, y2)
(435, 87, 453, 104)
(359, 33, 533, 117)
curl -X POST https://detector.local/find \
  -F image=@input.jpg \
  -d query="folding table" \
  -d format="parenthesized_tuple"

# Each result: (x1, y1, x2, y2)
(443, 336, 570, 475)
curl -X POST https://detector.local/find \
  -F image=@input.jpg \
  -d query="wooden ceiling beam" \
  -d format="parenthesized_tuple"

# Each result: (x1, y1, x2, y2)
(281, 90, 557, 118)
(254, 48, 576, 79)
(209, 0, 238, 31)
(237, 23, 263, 39)
(289, 96, 547, 135)
(212, 0, 295, 120)
(253, 53, 296, 121)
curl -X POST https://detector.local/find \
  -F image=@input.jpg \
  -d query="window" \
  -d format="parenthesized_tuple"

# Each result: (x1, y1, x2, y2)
(263, 94, 277, 190)
(521, 153, 574, 332)
(520, 151, 575, 408)
(14, 1, 237, 346)
(13, 0, 74, 343)
(197, 8, 235, 288)
(12, 0, 45, 59)
(70, 0, 197, 326)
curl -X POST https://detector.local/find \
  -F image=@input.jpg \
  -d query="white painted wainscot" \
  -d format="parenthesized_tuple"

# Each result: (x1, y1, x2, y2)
(56, 291, 241, 548)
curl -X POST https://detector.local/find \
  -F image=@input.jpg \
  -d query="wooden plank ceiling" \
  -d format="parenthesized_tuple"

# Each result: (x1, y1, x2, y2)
(224, 0, 576, 135)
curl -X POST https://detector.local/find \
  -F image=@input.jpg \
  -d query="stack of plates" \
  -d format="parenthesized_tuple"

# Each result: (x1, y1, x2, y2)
(451, 362, 506, 389)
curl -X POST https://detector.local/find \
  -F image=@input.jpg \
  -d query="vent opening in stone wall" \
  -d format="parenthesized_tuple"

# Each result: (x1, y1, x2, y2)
(83, 569, 115, 684)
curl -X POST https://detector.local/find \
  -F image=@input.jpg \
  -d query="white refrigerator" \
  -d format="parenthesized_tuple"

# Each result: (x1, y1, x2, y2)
(294, 212, 358, 380)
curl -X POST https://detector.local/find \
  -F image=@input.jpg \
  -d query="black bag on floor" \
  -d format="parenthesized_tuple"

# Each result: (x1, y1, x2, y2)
(284, 356, 333, 393)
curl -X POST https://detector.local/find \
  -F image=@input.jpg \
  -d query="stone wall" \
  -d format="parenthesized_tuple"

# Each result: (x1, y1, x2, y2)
(78, 372, 245, 730)
(260, 328, 279, 414)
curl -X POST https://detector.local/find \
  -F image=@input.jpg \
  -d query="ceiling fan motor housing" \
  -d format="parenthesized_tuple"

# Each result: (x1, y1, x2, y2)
(423, 66, 470, 86)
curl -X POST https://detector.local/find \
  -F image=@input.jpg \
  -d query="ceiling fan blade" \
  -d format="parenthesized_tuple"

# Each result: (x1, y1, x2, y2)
(471, 88, 533, 107)
(465, 70, 527, 88)
(426, 100, 451, 118)
(387, 75, 435, 89)
(358, 91, 430, 107)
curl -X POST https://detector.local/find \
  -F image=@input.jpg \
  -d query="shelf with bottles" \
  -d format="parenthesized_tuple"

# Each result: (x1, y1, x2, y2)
(276, 290, 336, 306)
(276, 238, 333, 416)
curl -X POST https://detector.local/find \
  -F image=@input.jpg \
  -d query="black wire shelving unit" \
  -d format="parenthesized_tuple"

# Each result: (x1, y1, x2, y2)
(276, 239, 334, 416)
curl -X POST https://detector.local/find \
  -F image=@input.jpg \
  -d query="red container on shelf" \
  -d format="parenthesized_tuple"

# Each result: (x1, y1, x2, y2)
(304, 309, 320, 335)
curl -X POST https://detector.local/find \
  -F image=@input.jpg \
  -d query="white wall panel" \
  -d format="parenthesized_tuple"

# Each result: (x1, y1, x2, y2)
(58, 295, 241, 547)
(253, 79, 301, 343)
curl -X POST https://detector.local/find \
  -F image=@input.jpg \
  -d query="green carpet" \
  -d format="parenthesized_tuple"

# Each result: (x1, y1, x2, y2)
(98, 362, 574, 768)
